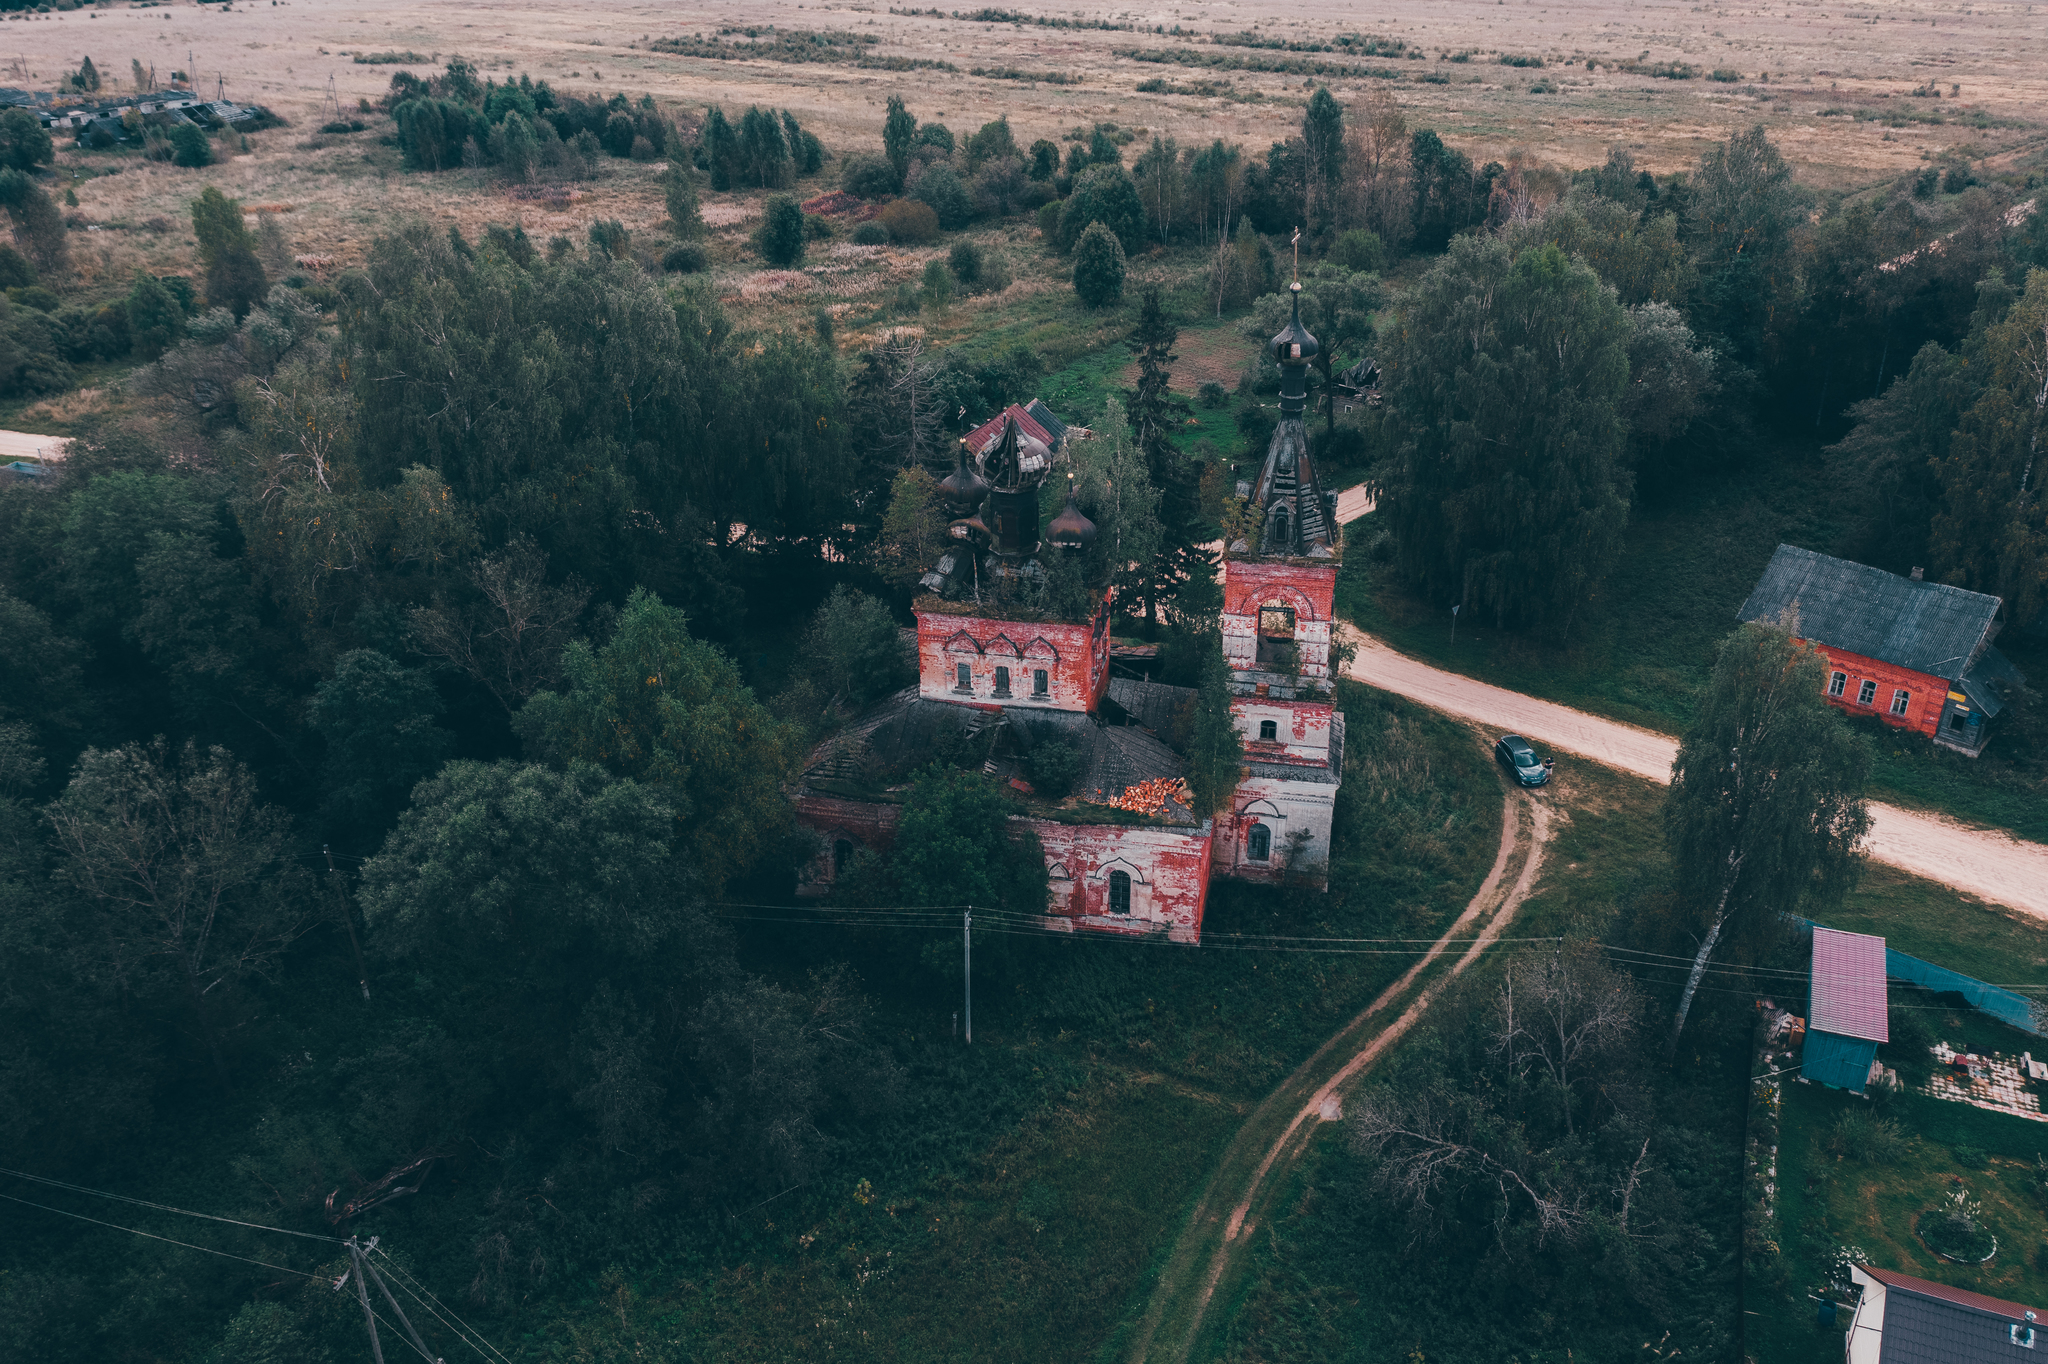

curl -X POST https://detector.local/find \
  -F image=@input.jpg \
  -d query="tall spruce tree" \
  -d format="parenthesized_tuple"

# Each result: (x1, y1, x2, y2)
(1301, 86, 1345, 228)
(1185, 644, 1244, 816)
(882, 94, 916, 189)
(1125, 288, 1202, 623)
(700, 104, 739, 190)
(1661, 621, 1871, 1056)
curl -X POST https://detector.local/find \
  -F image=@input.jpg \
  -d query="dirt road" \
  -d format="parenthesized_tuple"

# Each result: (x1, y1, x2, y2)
(1125, 792, 1550, 1364)
(1321, 486, 2048, 918)
(1338, 629, 2048, 919)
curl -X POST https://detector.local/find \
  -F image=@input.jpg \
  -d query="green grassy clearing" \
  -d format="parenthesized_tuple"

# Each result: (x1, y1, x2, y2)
(1815, 866, 2048, 993)
(1338, 435, 2048, 844)
(1202, 742, 2048, 1363)
(1194, 750, 1748, 1363)
(1754, 1072, 2048, 1364)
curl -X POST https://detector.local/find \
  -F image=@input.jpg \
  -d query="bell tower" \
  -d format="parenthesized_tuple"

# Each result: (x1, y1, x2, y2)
(1215, 246, 1344, 887)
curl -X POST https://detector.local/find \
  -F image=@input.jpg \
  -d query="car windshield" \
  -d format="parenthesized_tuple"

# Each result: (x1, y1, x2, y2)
(1516, 752, 1540, 766)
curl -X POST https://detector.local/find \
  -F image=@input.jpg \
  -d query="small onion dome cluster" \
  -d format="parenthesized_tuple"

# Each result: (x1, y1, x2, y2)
(1271, 282, 1320, 367)
(938, 448, 991, 515)
(1046, 478, 1097, 552)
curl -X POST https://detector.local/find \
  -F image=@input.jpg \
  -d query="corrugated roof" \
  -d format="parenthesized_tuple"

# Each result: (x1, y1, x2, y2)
(1810, 926, 1889, 1043)
(1861, 1266, 2041, 1364)
(965, 403, 1055, 459)
(1736, 545, 2001, 679)
(1023, 399, 1068, 448)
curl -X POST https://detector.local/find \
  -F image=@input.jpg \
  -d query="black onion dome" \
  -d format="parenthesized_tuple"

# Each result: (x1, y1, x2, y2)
(1271, 282, 1320, 367)
(938, 445, 991, 514)
(1047, 480, 1097, 552)
(978, 415, 1053, 491)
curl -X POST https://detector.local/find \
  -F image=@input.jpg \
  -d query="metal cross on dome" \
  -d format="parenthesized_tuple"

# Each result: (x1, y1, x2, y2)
(1290, 227, 1300, 284)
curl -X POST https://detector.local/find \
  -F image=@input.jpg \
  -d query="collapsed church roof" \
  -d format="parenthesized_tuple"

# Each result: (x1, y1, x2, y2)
(799, 686, 1195, 822)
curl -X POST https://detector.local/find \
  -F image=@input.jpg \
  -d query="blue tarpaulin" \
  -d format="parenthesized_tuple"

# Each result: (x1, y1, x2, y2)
(1882, 948, 2041, 1036)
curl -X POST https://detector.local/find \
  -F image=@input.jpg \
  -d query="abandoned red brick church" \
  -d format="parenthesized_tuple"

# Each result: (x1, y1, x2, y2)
(793, 285, 1345, 944)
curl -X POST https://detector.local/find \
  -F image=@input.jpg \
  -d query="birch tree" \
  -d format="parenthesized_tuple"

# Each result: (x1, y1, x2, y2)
(1661, 621, 1871, 1058)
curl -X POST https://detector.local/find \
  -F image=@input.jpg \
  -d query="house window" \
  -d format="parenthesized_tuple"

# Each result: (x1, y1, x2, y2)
(833, 839, 855, 875)
(1891, 689, 1910, 716)
(1108, 870, 1131, 915)
(1258, 720, 1277, 742)
(1948, 709, 1969, 732)
(1827, 671, 1847, 698)
(994, 666, 1011, 697)
(1857, 679, 1877, 706)
(1247, 823, 1271, 861)
(1033, 669, 1049, 696)
(955, 663, 972, 692)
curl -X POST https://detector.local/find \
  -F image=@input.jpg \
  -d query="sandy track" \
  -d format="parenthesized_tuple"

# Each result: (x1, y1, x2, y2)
(1127, 792, 1549, 1364)
(1338, 630, 2048, 919)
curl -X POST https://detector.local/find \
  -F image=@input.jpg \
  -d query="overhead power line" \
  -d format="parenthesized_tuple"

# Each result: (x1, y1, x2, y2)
(0, 1189, 328, 1280)
(0, 1165, 343, 1242)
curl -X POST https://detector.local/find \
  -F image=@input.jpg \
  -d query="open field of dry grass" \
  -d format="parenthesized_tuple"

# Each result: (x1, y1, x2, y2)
(1, 0, 2039, 323)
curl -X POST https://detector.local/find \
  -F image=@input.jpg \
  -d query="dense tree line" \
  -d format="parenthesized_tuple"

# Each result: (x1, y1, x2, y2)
(385, 60, 687, 180)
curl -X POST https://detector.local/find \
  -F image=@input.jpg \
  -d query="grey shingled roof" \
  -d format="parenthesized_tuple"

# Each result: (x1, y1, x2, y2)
(1862, 1267, 2042, 1364)
(804, 691, 1194, 820)
(1736, 545, 2002, 680)
(1081, 725, 1184, 803)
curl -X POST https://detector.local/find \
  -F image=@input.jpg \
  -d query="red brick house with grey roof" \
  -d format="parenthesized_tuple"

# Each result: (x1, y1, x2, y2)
(1736, 544, 2026, 757)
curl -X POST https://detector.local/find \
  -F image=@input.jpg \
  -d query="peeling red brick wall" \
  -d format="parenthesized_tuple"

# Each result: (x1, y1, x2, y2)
(1221, 559, 1338, 678)
(1025, 817, 1214, 945)
(1231, 697, 1335, 764)
(915, 597, 1110, 712)
(793, 793, 903, 894)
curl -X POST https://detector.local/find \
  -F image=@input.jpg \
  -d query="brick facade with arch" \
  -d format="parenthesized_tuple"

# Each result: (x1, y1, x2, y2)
(916, 597, 1110, 712)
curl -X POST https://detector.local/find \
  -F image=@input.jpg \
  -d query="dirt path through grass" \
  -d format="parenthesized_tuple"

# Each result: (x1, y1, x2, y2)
(1322, 488, 2048, 920)
(1123, 788, 1551, 1364)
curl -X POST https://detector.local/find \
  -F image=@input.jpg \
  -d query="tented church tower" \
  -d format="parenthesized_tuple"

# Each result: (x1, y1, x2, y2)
(1214, 275, 1345, 886)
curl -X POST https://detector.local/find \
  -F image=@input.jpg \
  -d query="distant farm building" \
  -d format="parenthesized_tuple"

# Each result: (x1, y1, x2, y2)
(1737, 544, 2025, 757)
